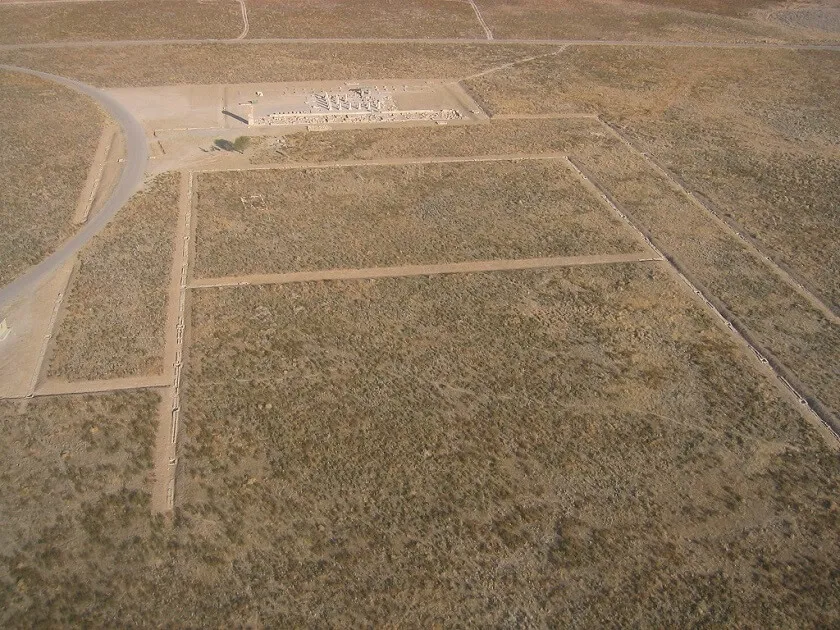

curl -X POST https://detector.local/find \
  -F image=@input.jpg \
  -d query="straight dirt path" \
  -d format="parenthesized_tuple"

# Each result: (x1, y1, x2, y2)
(190, 253, 663, 289)
(33, 375, 168, 396)
(0, 65, 147, 311)
(150, 170, 193, 515)
(1, 38, 838, 51)
(72, 122, 117, 224)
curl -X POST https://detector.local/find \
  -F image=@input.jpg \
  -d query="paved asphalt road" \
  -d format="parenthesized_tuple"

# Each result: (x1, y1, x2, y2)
(0, 64, 148, 310)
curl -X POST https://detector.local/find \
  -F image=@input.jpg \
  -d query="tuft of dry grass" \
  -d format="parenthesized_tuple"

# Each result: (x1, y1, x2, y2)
(48, 173, 180, 381)
(0, 70, 105, 287)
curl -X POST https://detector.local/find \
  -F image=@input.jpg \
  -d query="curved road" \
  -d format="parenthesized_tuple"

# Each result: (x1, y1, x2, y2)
(0, 64, 147, 310)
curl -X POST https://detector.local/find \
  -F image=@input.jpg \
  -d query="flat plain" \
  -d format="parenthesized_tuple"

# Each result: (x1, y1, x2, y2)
(0, 42, 555, 87)
(0, 391, 160, 626)
(172, 265, 840, 625)
(193, 159, 646, 278)
(473, 0, 799, 42)
(0, 0, 242, 44)
(47, 173, 179, 381)
(249, 117, 603, 164)
(1, 0, 839, 625)
(246, 0, 484, 39)
(0, 69, 104, 287)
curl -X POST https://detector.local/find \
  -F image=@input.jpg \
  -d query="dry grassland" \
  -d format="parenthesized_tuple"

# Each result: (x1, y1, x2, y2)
(635, 0, 778, 17)
(0, 391, 160, 626)
(0, 42, 554, 88)
(1, 269, 838, 625)
(48, 173, 179, 381)
(573, 137, 840, 425)
(247, 0, 484, 39)
(464, 47, 840, 418)
(0, 0, 241, 44)
(474, 0, 795, 42)
(0, 70, 104, 287)
(630, 121, 840, 308)
(193, 160, 645, 278)
(469, 48, 840, 288)
(476, 47, 840, 308)
(173, 265, 840, 625)
(250, 117, 602, 163)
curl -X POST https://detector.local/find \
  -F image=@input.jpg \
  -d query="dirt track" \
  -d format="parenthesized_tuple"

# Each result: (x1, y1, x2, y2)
(190, 253, 663, 289)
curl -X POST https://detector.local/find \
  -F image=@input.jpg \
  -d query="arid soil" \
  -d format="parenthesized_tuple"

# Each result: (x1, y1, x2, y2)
(1, 5, 839, 625)
(466, 46, 840, 302)
(0, 0, 242, 44)
(0, 42, 556, 87)
(473, 0, 798, 42)
(0, 70, 104, 287)
(47, 173, 179, 381)
(572, 135, 840, 423)
(457, 46, 840, 421)
(0, 391, 160, 625)
(177, 265, 838, 625)
(249, 117, 603, 163)
(246, 0, 485, 39)
(193, 160, 645, 278)
(7, 266, 839, 626)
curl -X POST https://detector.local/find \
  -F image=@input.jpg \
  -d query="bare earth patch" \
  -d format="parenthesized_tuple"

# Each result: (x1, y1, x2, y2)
(249, 117, 603, 164)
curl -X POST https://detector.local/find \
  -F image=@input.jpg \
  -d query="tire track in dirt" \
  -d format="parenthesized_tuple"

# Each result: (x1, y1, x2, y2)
(235, 0, 248, 40)
(459, 45, 565, 81)
(468, 0, 493, 40)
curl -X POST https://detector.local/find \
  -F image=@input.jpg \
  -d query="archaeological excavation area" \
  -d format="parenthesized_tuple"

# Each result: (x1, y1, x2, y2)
(1, 0, 839, 625)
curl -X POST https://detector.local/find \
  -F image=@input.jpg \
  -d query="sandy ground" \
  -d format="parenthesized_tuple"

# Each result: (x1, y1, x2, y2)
(0, 261, 74, 399)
